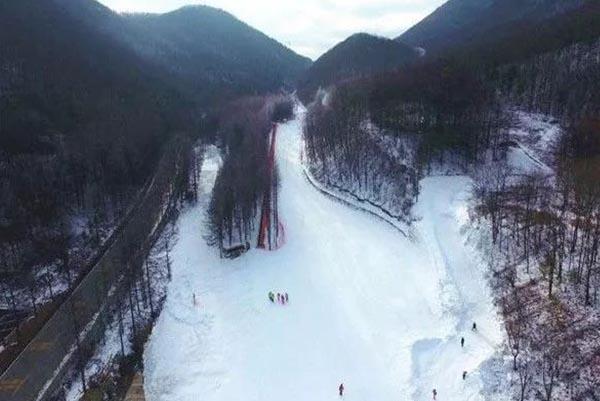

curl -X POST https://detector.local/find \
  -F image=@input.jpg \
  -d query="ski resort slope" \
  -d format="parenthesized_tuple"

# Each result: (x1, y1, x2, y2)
(143, 111, 505, 401)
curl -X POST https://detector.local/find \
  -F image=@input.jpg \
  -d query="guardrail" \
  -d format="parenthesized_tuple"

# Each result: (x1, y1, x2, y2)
(302, 166, 410, 238)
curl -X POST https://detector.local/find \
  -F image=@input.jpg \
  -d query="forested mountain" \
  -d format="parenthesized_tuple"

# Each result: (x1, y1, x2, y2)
(298, 33, 418, 100)
(475, 3, 600, 121)
(0, 0, 194, 285)
(0, 0, 189, 195)
(52, 1, 311, 104)
(123, 6, 311, 102)
(302, 0, 600, 233)
(0, 0, 308, 309)
(431, 1, 600, 121)
(398, 0, 588, 56)
(453, 2, 600, 67)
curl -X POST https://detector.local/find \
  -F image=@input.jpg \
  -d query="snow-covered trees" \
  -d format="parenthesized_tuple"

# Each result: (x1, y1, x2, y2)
(494, 37, 600, 122)
(475, 118, 600, 400)
(369, 61, 506, 169)
(206, 96, 289, 254)
(303, 60, 507, 225)
(304, 85, 419, 224)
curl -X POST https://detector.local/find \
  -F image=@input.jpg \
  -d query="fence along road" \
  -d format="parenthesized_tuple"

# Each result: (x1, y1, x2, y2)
(0, 137, 190, 401)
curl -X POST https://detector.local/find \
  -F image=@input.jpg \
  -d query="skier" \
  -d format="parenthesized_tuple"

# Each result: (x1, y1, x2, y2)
(463, 371, 468, 380)
(277, 293, 281, 303)
(285, 293, 289, 303)
(193, 293, 196, 306)
(268, 292, 275, 303)
(461, 337, 465, 347)
(472, 322, 477, 331)
(432, 389, 437, 400)
(339, 383, 344, 397)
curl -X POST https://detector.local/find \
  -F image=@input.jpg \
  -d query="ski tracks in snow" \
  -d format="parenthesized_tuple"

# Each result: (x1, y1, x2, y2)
(410, 177, 504, 401)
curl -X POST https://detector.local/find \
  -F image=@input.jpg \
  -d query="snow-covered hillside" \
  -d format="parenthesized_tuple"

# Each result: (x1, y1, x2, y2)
(506, 110, 562, 175)
(143, 109, 505, 401)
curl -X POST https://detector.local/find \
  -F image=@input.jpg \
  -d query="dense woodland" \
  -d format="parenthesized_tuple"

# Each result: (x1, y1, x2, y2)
(304, 60, 507, 225)
(0, 0, 307, 313)
(49, 1, 310, 105)
(463, 2, 600, 122)
(206, 96, 293, 255)
(398, 0, 589, 57)
(467, 7, 600, 399)
(493, 38, 600, 122)
(122, 6, 311, 103)
(0, 0, 195, 310)
(298, 33, 418, 103)
(301, 0, 600, 234)
(305, 86, 420, 223)
(474, 118, 600, 400)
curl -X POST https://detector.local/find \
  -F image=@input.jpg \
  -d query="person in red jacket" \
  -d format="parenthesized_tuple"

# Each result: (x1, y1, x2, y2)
(339, 383, 344, 396)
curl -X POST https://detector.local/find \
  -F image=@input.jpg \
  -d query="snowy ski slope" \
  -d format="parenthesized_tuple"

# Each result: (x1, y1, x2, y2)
(143, 109, 505, 401)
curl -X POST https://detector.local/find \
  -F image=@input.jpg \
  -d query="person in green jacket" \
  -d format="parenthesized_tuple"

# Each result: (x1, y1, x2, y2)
(268, 292, 275, 303)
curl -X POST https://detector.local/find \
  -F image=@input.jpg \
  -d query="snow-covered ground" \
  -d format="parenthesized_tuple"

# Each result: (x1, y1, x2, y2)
(143, 110, 505, 401)
(506, 110, 562, 175)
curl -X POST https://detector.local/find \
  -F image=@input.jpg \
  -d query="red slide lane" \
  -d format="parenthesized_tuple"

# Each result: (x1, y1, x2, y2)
(257, 124, 284, 250)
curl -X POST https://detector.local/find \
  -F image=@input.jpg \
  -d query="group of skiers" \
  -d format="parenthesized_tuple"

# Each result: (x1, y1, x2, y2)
(268, 291, 348, 396)
(268, 291, 289, 305)
(432, 322, 478, 400)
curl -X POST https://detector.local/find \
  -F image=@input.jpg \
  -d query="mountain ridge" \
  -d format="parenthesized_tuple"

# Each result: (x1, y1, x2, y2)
(397, 0, 589, 56)
(298, 33, 418, 100)
(49, 1, 310, 104)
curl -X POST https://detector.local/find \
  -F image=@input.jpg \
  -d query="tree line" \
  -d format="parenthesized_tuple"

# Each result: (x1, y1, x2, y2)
(448, 2, 600, 123)
(206, 96, 293, 255)
(473, 118, 600, 400)
(303, 60, 508, 223)
(47, 133, 195, 400)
